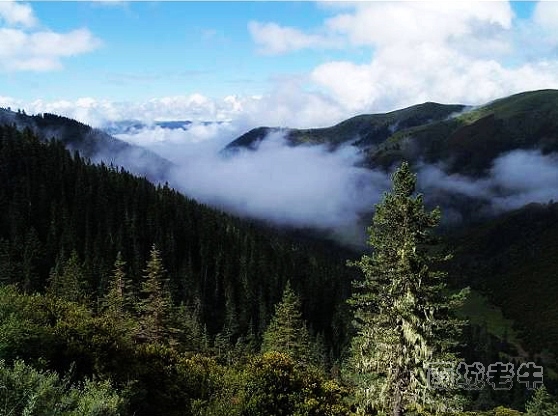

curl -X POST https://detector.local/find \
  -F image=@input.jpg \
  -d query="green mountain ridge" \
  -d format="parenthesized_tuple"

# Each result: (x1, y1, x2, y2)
(225, 101, 466, 152)
(226, 89, 558, 177)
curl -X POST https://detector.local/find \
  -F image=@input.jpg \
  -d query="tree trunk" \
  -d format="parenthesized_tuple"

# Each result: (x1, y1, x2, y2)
(393, 392, 403, 416)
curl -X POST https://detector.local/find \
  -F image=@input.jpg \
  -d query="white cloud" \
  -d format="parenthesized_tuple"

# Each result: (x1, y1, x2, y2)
(12, 94, 252, 128)
(235, 77, 346, 128)
(248, 21, 341, 55)
(0, 2, 101, 72)
(247, 1, 558, 117)
(418, 150, 558, 214)
(8, 84, 346, 131)
(533, 1, 558, 34)
(325, 2, 512, 50)
(114, 121, 243, 164)
(0, 0, 37, 27)
(323, 2, 558, 112)
(167, 131, 386, 236)
(0, 28, 101, 71)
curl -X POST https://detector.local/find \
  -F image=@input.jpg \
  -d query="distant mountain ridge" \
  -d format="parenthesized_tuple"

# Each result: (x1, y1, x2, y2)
(0, 108, 172, 182)
(225, 101, 466, 152)
(102, 119, 225, 135)
(225, 89, 558, 177)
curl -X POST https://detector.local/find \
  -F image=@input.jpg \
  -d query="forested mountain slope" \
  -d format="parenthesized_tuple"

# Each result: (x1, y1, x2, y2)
(0, 122, 556, 414)
(224, 89, 558, 358)
(450, 202, 558, 353)
(0, 108, 171, 181)
(0, 124, 352, 347)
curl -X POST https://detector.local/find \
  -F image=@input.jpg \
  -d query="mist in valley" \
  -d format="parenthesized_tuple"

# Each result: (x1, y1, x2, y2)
(111, 121, 558, 246)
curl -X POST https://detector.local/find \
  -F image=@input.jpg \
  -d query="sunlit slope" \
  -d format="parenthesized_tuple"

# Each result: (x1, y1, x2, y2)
(227, 89, 558, 177)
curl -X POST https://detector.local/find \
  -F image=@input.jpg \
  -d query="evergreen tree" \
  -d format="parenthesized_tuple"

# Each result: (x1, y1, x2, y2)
(47, 250, 88, 303)
(348, 162, 467, 415)
(102, 251, 135, 315)
(138, 244, 173, 344)
(525, 386, 558, 415)
(261, 281, 311, 364)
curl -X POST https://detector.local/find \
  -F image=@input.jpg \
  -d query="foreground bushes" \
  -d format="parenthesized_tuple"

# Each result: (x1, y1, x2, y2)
(0, 359, 122, 415)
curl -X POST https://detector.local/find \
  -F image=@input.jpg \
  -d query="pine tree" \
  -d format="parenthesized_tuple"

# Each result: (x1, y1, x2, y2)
(261, 281, 311, 365)
(348, 162, 468, 415)
(138, 244, 173, 344)
(102, 252, 135, 316)
(47, 250, 88, 303)
(525, 386, 558, 415)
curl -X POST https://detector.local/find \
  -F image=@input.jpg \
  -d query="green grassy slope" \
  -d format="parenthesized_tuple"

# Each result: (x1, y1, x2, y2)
(368, 89, 558, 175)
(224, 102, 465, 151)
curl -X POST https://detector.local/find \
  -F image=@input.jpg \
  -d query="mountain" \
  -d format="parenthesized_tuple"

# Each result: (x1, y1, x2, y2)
(225, 89, 558, 177)
(102, 119, 225, 135)
(366, 89, 558, 176)
(0, 121, 352, 347)
(224, 89, 558, 356)
(0, 102, 555, 414)
(0, 108, 172, 182)
(0, 122, 360, 414)
(224, 101, 465, 152)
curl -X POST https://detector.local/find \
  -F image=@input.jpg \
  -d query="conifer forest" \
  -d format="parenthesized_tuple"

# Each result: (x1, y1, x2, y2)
(0, 121, 557, 415)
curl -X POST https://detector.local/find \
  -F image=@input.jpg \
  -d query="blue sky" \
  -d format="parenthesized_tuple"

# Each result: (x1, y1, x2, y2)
(1, 1, 558, 128)
(3, 2, 363, 101)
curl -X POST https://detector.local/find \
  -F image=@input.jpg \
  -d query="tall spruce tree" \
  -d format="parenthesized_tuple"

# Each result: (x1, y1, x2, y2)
(138, 244, 173, 343)
(47, 250, 88, 303)
(261, 281, 311, 364)
(348, 162, 467, 415)
(102, 251, 135, 316)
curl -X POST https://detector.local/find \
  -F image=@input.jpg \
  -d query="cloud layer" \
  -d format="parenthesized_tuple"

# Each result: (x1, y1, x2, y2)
(169, 131, 385, 230)
(420, 150, 558, 215)
(110, 122, 558, 246)
(4, 2, 558, 130)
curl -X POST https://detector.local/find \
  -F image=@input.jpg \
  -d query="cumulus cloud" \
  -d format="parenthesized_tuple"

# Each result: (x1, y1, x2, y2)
(0, 1, 101, 72)
(2, 84, 348, 131)
(0, 28, 101, 71)
(248, 21, 341, 55)
(0, 94, 251, 128)
(234, 77, 346, 128)
(0, 0, 37, 27)
(308, 1, 558, 112)
(244, 1, 558, 117)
